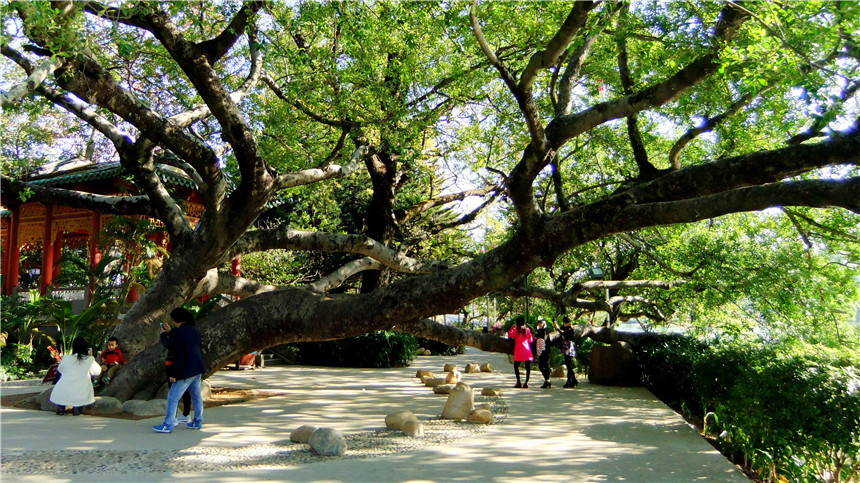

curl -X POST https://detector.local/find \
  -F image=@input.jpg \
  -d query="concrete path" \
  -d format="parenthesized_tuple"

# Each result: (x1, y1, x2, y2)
(1, 348, 746, 482)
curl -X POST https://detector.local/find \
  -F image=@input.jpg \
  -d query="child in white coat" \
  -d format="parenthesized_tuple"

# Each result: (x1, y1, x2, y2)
(50, 337, 102, 415)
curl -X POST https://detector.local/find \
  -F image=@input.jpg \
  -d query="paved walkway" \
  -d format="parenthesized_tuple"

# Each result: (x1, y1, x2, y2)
(0, 348, 746, 482)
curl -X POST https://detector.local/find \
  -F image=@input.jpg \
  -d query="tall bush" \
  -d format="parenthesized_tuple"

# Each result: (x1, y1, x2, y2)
(637, 337, 860, 482)
(292, 330, 417, 368)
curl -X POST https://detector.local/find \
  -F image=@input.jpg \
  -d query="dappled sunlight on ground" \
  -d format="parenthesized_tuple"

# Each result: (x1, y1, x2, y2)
(1, 348, 746, 482)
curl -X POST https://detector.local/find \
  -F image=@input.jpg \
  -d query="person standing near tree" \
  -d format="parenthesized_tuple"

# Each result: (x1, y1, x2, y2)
(508, 316, 534, 388)
(159, 317, 193, 427)
(535, 318, 553, 388)
(153, 308, 205, 433)
(553, 316, 579, 388)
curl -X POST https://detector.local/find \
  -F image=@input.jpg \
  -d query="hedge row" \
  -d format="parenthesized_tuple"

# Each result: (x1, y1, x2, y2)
(636, 337, 860, 482)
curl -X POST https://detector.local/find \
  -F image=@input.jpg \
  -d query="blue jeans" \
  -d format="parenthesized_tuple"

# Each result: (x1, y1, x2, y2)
(163, 373, 203, 427)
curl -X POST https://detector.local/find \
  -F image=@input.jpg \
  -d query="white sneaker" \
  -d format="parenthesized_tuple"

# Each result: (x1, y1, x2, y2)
(172, 415, 190, 427)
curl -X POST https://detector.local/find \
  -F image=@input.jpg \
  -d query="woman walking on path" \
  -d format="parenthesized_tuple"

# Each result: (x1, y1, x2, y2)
(554, 316, 579, 388)
(508, 316, 534, 388)
(50, 337, 101, 415)
(535, 319, 552, 388)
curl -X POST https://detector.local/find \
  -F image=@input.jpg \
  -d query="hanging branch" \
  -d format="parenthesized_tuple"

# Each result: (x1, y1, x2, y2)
(670, 85, 776, 168)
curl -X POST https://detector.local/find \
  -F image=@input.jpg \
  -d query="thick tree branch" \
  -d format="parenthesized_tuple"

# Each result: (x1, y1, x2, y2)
(399, 318, 514, 354)
(545, 3, 749, 151)
(469, 1, 544, 145)
(197, 2, 265, 64)
(227, 227, 450, 274)
(519, 2, 597, 93)
(395, 185, 499, 223)
(0, 176, 153, 216)
(670, 85, 775, 168)
(308, 258, 383, 294)
(133, 5, 272, 217)
(119, 142, 193, 242)
(191, 269, 278, 300)
(621, 178, 860, 228)
(555, 34, 597, 116)
(623, 135, 859, 207)
(616, 9, 656, 179)
(169, 25, 263, 129)
(0, 48, 61, 107)
(274, 145, 369, 190)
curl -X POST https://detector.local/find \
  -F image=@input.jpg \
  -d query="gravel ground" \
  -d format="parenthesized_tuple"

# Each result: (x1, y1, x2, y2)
(0, 397, 508, 475)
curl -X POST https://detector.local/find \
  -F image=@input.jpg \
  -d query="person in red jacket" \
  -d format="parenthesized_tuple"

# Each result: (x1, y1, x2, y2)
(508, 316, 534, 388)
(95, 337, 126, 386)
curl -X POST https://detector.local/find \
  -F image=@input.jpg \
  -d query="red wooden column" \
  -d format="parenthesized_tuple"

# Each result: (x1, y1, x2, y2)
(51, 231, 63, 283)
(88, 213, 102, 298)
(3, 206, 21, 295)
(40, 204, 55, 295)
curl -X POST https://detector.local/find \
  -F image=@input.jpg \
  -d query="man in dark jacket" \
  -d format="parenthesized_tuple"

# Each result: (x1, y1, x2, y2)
(153, 307, 205, 433)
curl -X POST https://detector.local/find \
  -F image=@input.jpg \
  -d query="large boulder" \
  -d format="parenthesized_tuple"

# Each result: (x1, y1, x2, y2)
(32, 387, 55, 411)
(588, 341, 640, 386)
(479, 363, 494, 373)
(441, 382, 474, 420)
(290, 425, 318, 443)
(445, 370, 461, 384)
(480, 387, 502, 397)
(464, 363, 481, 373)
(122, 399, 166, 417)
(121, 399, 148, 414)
(433, 384, 455, 395)
(415, 369, 434, 379)
(92, 396, 123, 415)
(402, 420, 425, 438)
(423, 377, 448, 387)
(551, 365, 567, 378)
(467, 409, 493, 424)
(385, 410, 418, 430)
(309, 427, 347, 456)
(443, 363, 457, 372)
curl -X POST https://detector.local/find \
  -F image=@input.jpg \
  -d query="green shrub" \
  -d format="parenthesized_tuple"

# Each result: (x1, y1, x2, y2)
(414, 337, 464, 356)
(635, 336, 709, 415)
(712, 352, 860, 482)
(292, 330, 418, 368)
(637, 336, 860, 482)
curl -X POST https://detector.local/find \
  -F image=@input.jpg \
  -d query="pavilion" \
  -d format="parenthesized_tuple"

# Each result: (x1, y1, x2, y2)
(0, 160, 231, 299)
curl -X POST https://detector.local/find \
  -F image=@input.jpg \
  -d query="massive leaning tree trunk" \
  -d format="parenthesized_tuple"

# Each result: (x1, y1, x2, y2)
(2, 2, 857, 400)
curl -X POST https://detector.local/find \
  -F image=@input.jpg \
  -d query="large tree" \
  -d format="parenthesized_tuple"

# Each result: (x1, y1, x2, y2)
(2, 1, 857, 400)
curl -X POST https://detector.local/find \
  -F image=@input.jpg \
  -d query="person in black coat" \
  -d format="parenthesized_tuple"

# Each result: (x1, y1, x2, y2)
(159, 321, 193, 426)
(553, 316, 579, 388)
(153, 308, 205, 433)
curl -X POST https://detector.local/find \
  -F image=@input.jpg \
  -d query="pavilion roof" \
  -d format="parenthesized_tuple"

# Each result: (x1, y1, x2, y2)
(1, 160, 287, 217)
(26, 161, 198, 190)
